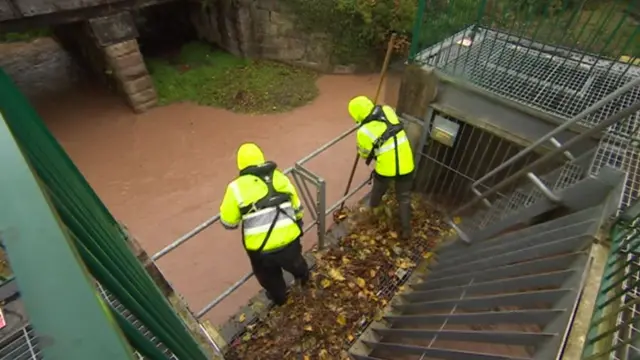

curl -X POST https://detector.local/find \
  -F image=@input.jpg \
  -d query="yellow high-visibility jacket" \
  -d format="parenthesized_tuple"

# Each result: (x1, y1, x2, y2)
(220, 165, 303, 252)
(356, 105, 415, 177)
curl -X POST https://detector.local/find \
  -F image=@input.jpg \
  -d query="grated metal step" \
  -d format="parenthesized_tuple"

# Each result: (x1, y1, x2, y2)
(351, 206, 603, 360)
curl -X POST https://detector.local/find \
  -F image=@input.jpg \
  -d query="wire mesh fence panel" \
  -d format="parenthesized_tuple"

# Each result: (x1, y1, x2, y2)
(0, 326, 41, 360)
(411, 0, 640, 64)
(582, 214, 640, 360)
(96, 283, 178, 360)
(409, 0, 640, 131)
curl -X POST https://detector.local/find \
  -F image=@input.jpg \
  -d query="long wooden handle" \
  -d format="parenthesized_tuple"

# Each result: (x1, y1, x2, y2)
(373, 33, 397, 104)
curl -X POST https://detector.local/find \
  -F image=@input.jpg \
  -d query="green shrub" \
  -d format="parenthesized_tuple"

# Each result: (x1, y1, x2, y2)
(282, 0, 419, 65)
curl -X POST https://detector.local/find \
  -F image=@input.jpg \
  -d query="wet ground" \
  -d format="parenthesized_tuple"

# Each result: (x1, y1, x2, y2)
(2, 38, 375, 325)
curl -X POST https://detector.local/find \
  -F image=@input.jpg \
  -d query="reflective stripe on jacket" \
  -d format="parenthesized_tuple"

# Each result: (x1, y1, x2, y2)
(356, 106, 415, 177)
(219, 169, 303, 251)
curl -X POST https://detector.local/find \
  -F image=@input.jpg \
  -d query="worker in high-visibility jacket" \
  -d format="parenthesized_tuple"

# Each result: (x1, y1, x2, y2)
(219, 143, 309, 305)
(348, 95, 415, 239)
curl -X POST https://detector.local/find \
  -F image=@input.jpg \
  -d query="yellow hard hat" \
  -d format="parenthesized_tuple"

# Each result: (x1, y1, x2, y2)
(237, 143, 265, 170)
(348, 95, 375, 124)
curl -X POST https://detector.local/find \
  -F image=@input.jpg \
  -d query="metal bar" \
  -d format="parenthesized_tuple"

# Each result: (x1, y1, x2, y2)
(372, 328, 554, 346)
(549, 137, 575, 161)
(468, 77, 640, 196)
(291, 170, 317, 220)
(297, 126, 358, 165)
(472, 187, 492, 208)
(395, 289, 569, 313)
(350, 355, 387, 360)
(195, 219, 317, 319)
(404, 269, 575, 303)
(316, 178, 327, 249)
(407, 0, 426, 61)
(413, 252, 587, 291)
(527, 172, 561, 202)
(325, 176, 372, 215)
(361, 341, 531, 360)
(458, 98, 640, 216)
(151, 214, 221, 261)
(429, 235, 592, 280)
(0, 114, 136, 359)
(196, 272, 253, 319)
(385, 309, 563, 326)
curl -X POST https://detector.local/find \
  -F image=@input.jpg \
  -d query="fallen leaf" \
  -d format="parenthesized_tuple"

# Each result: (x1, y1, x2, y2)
(319, 349, 330, 360)
(238, 313, 246, 322)
(329, 268, 346, 281)
(389, 231, 398, 239)
(222, 195, 450, 360)
(453, 216, 462, 224)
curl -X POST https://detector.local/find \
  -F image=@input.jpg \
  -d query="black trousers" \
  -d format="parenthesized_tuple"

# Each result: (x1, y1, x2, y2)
(247, 238, 309, 305)
(369, 171, 413, 238)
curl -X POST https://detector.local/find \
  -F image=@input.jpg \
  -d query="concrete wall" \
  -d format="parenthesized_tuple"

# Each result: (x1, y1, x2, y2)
(189, 0, 354, 73)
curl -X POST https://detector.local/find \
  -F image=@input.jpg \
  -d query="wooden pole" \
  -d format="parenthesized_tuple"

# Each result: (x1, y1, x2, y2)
(336, 33, 398, 216)
(373, 32, 398, 103)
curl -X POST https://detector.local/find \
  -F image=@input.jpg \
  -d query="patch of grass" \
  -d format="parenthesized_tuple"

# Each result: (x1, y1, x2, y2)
(146, 42, 319, 113)
(0, 28, 51, 43)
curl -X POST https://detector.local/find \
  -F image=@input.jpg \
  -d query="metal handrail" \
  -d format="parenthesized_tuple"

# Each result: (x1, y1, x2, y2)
(453, 98, 640, 216)
(469, 77, 640, 200)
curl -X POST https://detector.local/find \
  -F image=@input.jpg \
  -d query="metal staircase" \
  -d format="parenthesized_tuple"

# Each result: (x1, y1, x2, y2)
(351, 166, 624, 359)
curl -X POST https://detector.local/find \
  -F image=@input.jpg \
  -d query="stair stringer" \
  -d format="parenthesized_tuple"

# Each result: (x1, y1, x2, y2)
(460, 166, 626, 244)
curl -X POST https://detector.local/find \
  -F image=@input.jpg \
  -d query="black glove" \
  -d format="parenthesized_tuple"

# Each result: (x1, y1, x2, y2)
(296, 219, 304, 231)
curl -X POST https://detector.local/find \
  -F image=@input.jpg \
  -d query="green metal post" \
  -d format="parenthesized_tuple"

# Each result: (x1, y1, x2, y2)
(0, 113, 136, 360)
(408, 0, 427, 62)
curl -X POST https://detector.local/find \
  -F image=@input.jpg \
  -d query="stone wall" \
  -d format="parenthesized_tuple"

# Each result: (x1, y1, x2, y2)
(189, 0, 353, 73)
(53, 13, 157, 113)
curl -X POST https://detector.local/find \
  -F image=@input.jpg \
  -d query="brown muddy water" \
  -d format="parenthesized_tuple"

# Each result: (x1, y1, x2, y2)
(1, 37, 378, 325)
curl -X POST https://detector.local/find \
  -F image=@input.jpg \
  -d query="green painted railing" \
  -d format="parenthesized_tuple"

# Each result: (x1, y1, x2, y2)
(580, 202, 640, 359)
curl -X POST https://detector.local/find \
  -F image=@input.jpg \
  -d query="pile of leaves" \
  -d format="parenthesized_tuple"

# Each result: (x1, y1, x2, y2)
(225, 193, 450, 360)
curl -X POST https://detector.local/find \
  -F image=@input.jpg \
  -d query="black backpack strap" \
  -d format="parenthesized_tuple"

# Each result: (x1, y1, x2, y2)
(239, 162, 302, 252)
(362, 106, 404, 176)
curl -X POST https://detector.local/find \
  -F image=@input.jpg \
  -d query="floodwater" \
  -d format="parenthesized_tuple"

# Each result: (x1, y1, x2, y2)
(2, 38, 376, 325)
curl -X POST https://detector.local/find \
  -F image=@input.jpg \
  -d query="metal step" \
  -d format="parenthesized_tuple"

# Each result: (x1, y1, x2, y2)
(438, 205, 605, 256)
(350, 210, 596, 360)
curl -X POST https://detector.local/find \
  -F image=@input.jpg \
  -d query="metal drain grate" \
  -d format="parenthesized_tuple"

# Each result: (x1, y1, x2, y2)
(0, 326, 41, 360)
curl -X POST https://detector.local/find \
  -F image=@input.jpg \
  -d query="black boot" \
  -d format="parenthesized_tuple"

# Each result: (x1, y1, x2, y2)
(395, 174, 413, 240)
(265, 291, 287, 306)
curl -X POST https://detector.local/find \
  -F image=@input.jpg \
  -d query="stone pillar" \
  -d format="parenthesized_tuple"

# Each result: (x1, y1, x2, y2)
(54, 13, 157, 113)
(88, 13, 157, 113)
(101, 40, 157, 113)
